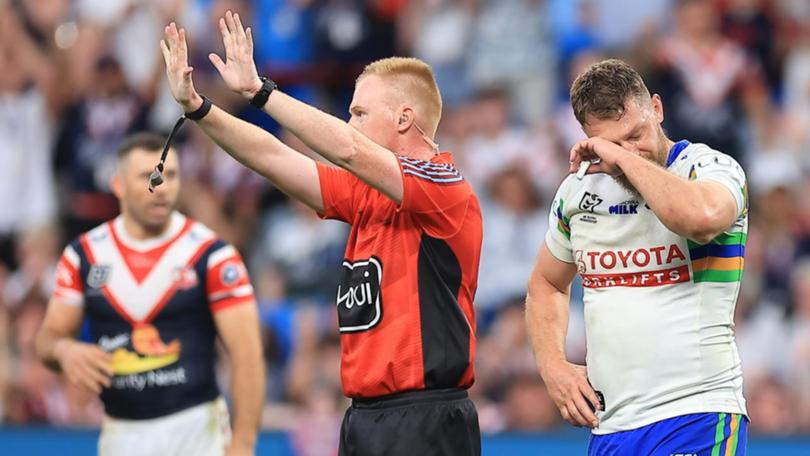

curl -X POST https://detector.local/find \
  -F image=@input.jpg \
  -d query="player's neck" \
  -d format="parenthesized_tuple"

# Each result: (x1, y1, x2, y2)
(395, 132, 440, 161)
(120, 213, 172, 241)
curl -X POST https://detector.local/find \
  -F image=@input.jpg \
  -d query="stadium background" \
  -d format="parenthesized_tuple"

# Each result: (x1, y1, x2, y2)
(1, 0, 810, 454)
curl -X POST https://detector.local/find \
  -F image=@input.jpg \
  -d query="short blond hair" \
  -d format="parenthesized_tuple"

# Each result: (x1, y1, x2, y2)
(358, 57, 442, 137)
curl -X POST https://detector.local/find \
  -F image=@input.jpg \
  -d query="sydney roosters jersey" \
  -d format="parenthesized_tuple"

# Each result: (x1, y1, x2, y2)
(317, 152, 482, 398)
(53, 212, 254, 419)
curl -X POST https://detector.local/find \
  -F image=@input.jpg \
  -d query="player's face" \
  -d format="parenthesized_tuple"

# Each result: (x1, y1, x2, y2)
(583, 95, 669, 166)
(114, 148, 180, 232)
(348, 75, 400, 150)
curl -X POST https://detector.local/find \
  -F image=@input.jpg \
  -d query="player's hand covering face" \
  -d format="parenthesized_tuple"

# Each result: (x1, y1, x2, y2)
(570, 96, 668, 178)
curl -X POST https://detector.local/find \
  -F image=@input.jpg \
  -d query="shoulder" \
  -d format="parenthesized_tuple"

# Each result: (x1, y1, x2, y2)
(398, 155, 465, 185)
(672, 143, 746, 179)
(184, 218, 229, 258)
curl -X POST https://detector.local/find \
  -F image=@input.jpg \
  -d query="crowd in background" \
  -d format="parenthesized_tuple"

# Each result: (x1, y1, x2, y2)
(2, 0, 810, 451)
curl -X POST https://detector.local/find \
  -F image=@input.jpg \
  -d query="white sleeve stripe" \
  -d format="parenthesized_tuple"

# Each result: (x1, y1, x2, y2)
(208, 245, 238, 269)
(401, 162, 459, 176)
(402, 169, 464, 183)
(210, 285, 254, 302)
(63, 245, 80, 269)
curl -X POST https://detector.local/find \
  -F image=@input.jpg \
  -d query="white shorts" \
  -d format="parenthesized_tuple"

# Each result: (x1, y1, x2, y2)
(98, 397, 231, 456)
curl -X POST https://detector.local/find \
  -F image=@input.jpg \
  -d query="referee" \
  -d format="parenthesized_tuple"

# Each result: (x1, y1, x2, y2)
(160, 11, 482, 456)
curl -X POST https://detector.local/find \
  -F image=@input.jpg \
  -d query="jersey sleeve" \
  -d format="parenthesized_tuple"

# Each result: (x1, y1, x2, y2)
(688, 150, 748, 218)
(396, 156, 472, 238)
(316, 161, 363, 223)
(53, 243, 84, 307)
(545, 180, 575, 263)
(206, 244, 255, 313)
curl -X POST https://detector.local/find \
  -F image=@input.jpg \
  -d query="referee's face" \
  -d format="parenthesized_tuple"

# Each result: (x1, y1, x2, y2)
(348, 75, 399, 150)
(113, 148, 180, 233)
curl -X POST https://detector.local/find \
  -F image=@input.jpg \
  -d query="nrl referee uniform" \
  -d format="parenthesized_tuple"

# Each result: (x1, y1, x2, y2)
(317, 152, 482, 456)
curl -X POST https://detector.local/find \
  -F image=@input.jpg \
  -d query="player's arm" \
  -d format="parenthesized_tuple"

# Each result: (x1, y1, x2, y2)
(35, 298, 113, 394)
(214, 303, 265, 455)
(525, 243, 600, 429)
(570, 138, 738, 244)
(208, 11, 404, 203)
(160, 23, 324, 213)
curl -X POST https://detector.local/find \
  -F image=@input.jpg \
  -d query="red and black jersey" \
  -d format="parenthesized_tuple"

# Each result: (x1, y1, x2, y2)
(317, 152, 482, 398)
(53, 212, 254, 419)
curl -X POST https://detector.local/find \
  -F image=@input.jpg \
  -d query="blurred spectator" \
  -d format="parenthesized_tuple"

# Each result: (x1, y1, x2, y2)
(55, 53, 161, 239)
(648, 0, 770, 164)
(456, 88, 564, 196)
(782, 25, 810, 156)
(502, 374, 560, 431)
(0, 53, 58, 276)
(745, 374, 796, 434)
(251, 199, 347, 303)
(720, 0, 781, 92)
(476, 167, 548, 312)
(590, 0, 672, 49)
(787, 260, 810, 429)
(399, 0, 477, 105)
(177, 127, 268, 248)
(313, 0, 397, 111)
(467, 0, 557, 124)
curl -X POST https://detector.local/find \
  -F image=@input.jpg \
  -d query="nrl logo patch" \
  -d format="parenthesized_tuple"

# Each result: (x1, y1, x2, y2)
(87, 265, 112, 289)
(579, 192, 603, 212)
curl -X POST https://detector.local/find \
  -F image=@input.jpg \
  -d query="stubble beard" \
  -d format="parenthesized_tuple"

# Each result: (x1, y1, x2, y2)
(613, 129, 670, 198)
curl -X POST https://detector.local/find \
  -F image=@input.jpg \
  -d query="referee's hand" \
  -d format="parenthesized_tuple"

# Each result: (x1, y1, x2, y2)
(540, 361, 601, 428)
(53, 339, 113, 394)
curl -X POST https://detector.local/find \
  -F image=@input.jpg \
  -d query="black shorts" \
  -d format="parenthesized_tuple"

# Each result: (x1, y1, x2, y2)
(339, 388, 480, 456)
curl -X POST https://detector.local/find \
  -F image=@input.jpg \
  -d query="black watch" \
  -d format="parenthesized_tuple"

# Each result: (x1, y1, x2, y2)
(249, 77, 277, 109)
(184, 94, 212, 121)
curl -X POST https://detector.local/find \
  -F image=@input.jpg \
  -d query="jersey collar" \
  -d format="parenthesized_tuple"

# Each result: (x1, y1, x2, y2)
(666, 140, 691, 168)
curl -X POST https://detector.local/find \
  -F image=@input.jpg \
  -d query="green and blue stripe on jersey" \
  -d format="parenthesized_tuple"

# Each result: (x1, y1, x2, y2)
(688, 232, 746, 283)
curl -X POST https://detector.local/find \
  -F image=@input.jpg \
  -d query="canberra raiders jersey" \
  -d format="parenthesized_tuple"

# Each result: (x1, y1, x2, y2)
(546, 141, 748, 434)
(53, 212, 254, 419)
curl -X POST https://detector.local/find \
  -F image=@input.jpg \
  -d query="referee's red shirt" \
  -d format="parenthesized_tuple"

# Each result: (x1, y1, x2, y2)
(317, 152, 482, 398)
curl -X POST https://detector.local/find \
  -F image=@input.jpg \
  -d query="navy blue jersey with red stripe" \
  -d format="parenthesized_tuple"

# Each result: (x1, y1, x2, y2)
(53, 212, 254, 419)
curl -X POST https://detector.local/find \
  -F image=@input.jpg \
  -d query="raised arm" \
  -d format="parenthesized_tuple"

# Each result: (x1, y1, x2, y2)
(160, 22, 325, 212)
(569, 137, 739, 244)
(208, 11, 404, 203)
(525, 243, 600, 429)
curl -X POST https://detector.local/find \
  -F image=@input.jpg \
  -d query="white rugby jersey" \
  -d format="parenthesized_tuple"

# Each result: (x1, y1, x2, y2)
(545, 141, 749, 434)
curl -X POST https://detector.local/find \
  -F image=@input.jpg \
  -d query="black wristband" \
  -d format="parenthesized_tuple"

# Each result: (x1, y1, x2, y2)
(249, 77, 277, 109)
(184, 95, 212, 121)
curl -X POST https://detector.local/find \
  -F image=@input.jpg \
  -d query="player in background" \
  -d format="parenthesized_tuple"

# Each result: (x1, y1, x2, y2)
(159, 11, 482, 456)
(35, 133, 265, 456)
(525, 59, 749, 455)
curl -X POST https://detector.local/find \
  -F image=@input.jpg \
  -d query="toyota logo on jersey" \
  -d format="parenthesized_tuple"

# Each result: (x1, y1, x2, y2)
(337, 257, 383, 333)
